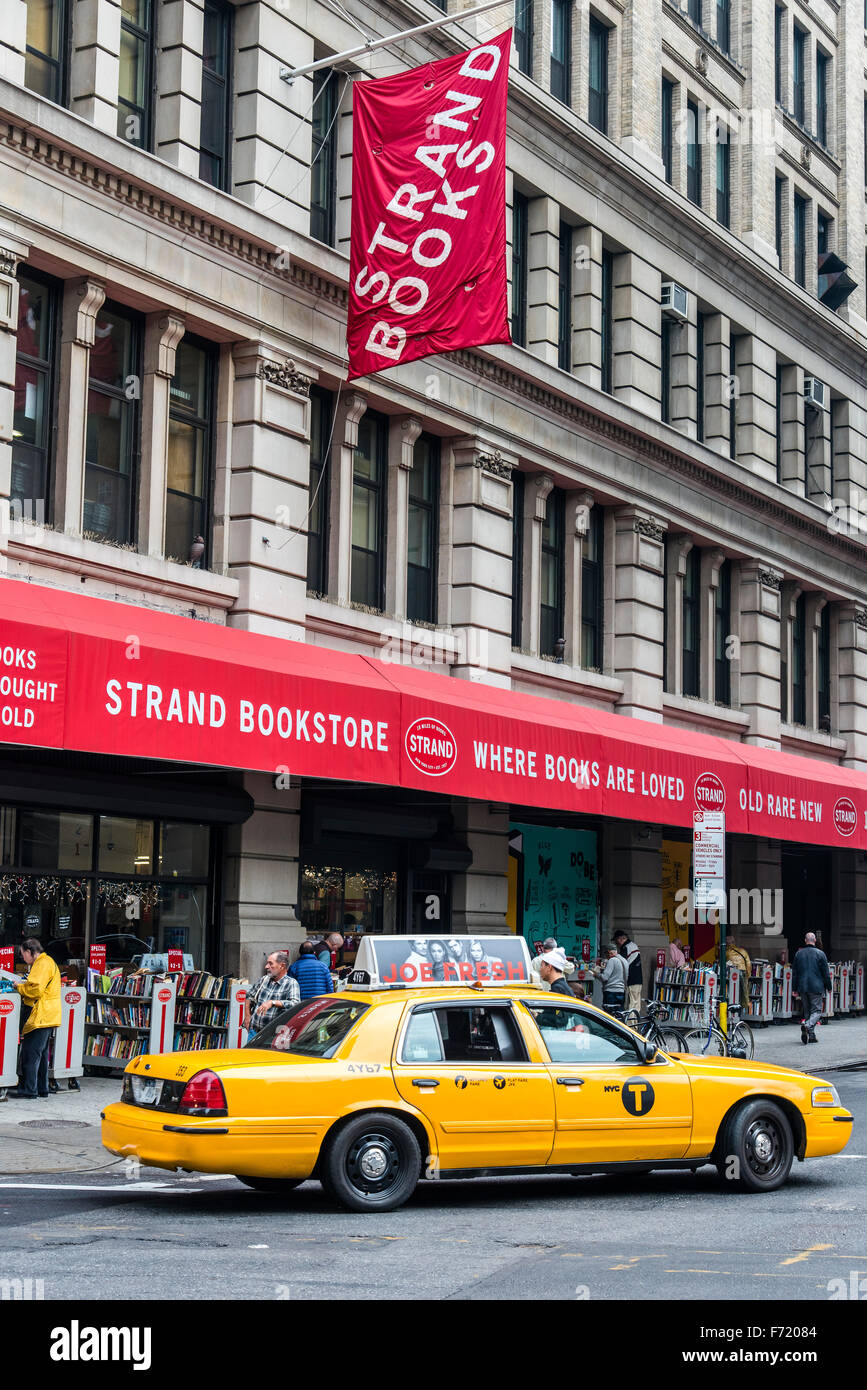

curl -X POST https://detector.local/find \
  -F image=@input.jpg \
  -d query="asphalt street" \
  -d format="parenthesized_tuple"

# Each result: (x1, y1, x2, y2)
(0, 1067, 864, 1303)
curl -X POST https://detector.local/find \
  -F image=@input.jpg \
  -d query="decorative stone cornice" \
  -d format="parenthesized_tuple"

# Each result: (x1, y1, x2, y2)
(634, 518, 665, 542)
(63, 277, 106, 348)
(0, 246, 20, 278)
(147, 313, 186, 379)
(395, 417, 423, 469)
(854, 610, 867, 630)
(759, 567, 783, 590)
(475, 450, 513, 479)
(257, 359, 313, 395)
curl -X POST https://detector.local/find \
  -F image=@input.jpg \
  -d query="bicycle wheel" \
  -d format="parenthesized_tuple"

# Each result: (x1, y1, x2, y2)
(730, 1020, 755, 1059)
(657, 1026, 690, 1053)
(683, 1026, 726, 1056)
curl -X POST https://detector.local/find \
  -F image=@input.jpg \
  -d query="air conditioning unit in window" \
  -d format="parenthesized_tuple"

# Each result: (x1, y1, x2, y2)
(661, 281, 689, 321)
(804, 376, 829, 411)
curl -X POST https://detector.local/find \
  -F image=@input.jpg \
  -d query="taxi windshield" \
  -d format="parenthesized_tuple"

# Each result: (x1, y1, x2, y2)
(245, 998, 369, 1057)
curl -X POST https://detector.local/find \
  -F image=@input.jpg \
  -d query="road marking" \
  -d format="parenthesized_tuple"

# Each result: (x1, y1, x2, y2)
(0, 1182, 201, 1193)
(779, 1243, 834, 1266)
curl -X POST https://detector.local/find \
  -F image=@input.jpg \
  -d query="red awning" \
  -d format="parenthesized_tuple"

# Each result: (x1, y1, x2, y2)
(1, 578, 865, 850)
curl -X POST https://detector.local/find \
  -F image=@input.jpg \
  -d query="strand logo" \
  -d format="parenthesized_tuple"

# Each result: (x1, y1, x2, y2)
(834, 797, 857, 837)
(64, 991, 81, 1005)
(694, 772, 726, 811)
(405, 717, 458, 777)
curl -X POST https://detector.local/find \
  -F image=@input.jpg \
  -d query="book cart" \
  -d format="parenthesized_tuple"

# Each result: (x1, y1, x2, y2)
(746, 959, 773, 1025)
(652, 964, 718, 1026)
(847, 961, 864, 1014)
(771, 962, 793, 1021)
(85, 968, 247, 1072)
(831, 962, 850, 1016)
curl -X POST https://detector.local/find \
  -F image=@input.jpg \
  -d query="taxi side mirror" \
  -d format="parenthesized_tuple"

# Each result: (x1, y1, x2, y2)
(642, 1041, 658, 1064)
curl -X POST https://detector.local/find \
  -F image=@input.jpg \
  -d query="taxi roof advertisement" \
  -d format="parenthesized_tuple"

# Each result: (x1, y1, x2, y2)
(1, 579, 866, 851)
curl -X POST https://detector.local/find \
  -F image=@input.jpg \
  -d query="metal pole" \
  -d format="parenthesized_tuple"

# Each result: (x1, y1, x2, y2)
(279, 0, 513, 83)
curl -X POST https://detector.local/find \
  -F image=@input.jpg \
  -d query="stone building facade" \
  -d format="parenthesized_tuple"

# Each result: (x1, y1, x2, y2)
(1, 0, 866, 986)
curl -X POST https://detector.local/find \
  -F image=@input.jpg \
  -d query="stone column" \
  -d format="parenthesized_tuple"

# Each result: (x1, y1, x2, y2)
(232, 3, 314, 231)
(702, 312, 732, 457)
(830, 399, 867, 511)
(530, 0, 552, 91)
(223, 773, 302, 981)
(836, 605, 867, 771)
(779, 580, 801, 726)
(155, 0, 205, 177)
(612, 253, 661, 417)
(836, 1, 867, 324)
(613, 509, 667, 721)
(54, 278, 106, 535)
(739, 0, 777, 264)
(700, 548, 726, 702)
(527, 197, 560, 367)
(385, 417, 422, 621)
(805, 400, 831, 503)
(669, 309, 697, 438)
(139, 313, 186, 559)
(450, 441, 516, 687)
(70, 0, 121, 136)
(564, 490, 593, 668)
(733, 333, 777, 482)
(327, 390, 367, 606)
(521, 473, 554, 659)
(0, 1, 26, 86)
(664, 533, 693, 695)
(778, 362, 804, 493)
(571, 223, 602, 388)
(620, 0, 664, 176)
(0, 240, 28, 508)
(229, 345, 317, 640)
(803, 594, 827, 730)
(450, 801, 509, 933)
(736, 563, 782, 747)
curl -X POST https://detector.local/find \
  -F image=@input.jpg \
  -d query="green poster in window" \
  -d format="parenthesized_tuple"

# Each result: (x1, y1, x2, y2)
(511, 823, 598, 962)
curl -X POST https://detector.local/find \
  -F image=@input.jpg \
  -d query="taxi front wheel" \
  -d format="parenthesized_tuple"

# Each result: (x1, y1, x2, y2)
(715, 1099, 794, 1192)
(321, 1112, 422, 1212)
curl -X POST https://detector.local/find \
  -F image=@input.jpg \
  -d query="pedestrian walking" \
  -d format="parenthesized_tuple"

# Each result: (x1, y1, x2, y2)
(244, 951, 300, 1037)
(6, 939, 61, 1100)
(591, 945, 628, 1013)
(290, 941, 335, 1000)
(614, 930, 643, 1015)
(793, 932, 832, 1044)
(537, 947, 574, 996)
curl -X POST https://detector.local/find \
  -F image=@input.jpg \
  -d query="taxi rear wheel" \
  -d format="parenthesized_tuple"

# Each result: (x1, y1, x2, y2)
(235, 1176, 305, 1193)
(716, 1099, 794, 1192)
(321, 1112, 421, 1212)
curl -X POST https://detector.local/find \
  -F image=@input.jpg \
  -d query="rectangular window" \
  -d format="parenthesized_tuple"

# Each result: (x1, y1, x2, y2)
(688, 0, 701, 24)
(588, 18, 608, 135)
(515, 0, 533, 76)
(716, 128, 730, 228)
(816, 50, 828, 147)
(307, 386, 332, 594)
(24, 0, 69, 104)
(775, 364, 783, 483)
(662, 78, 674, 185)
(660, 317, 672, 424)
(792, 593, 806, 724)
(199, 0, 233, 190)
(817, 211, 830, 256)
(511, 470, 525, 648)
(682, 546, 700, 698)
(729, 337, 737, 457)
(775, 176, 784, 263)
(601, 249, 614, 394)
(696, 312, 705, 443)
(13, 271, 59, 513)
(84, 303, 141, 546)
(792, 26, 806, 126)
(351, 410, 387, 610)
(714, 560, 731, 705)
(794, 193, 807, 287)
(118, 0, 156, 149)
(581, 506, 603, 670)
(551, 0, 571, 105)
(558, 221, 572, 371)
(166, 337, 216, 566)
(717, 0, 731, 56)
(817, 603, 830, 727)
(774, 8, 783, 106)
(407, 434, 439, 625)
(686, 101, 701, 206)
(540, 488, 565, 659)
(511, 191, 529, 347)
(311, 70, 339, 247)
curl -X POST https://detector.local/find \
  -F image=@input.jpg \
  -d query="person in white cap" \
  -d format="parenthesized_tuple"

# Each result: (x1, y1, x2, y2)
(538, 948, 574, 997)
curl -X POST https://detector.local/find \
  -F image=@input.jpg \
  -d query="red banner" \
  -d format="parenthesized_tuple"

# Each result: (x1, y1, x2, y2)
(347, 30, 511, 379)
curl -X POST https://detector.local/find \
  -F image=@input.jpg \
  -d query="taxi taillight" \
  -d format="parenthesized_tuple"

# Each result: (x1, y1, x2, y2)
(178, 1070, 228, 1116)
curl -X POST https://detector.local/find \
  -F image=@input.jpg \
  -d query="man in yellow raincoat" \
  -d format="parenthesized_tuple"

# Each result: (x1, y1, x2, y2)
(7, 938, 61, 1100)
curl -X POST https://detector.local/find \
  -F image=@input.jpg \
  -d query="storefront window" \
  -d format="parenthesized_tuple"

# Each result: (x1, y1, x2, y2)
(301, 865, 397, 936)
(18, 810, 94, 870)
(98, 816, 153, 875)
(159, 822, 210, 877)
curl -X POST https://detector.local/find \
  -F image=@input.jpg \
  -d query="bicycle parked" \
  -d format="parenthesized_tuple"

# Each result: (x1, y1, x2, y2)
(609, 1000, 690, 1054)
(682, 1002, 755, 1059)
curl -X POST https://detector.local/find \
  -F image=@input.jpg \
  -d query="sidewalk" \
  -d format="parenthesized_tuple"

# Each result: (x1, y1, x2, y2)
(0, 1018, 864, 1178)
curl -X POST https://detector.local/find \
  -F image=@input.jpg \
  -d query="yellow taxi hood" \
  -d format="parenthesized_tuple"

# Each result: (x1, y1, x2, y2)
(124, 1048, 328, 1080)
(671, 1052, 833, 1087)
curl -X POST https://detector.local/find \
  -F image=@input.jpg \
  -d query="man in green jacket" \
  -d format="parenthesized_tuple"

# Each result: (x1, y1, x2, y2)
(7, 938, 61, 1100)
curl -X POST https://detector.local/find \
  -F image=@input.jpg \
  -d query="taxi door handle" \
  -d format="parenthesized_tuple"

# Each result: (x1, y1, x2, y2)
(556, 1077, 585, 1087)
(412, 1078, 440, 1088)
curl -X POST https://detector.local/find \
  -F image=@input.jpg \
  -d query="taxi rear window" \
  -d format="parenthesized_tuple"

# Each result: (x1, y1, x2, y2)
(245, 998, 369, 1057)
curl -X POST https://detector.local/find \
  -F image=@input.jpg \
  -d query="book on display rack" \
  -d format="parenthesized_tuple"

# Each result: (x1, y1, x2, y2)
(652, 963, 718, 1026)
(84, 965, 246, 1067)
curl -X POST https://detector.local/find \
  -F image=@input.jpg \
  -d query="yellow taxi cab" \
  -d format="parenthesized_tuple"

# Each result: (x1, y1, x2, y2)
(101, 937, 854, 1213)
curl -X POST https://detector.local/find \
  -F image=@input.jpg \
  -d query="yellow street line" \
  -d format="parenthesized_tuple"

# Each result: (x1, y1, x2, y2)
(780, 1243, 834, 1266)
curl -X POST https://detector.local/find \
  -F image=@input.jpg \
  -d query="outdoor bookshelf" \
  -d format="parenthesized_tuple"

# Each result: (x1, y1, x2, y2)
(746, 959, 773, 1025)
(770, 962, 793, 1021)
(652, 964, 718, 1026)
(84, 970, 247, 1071)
